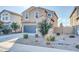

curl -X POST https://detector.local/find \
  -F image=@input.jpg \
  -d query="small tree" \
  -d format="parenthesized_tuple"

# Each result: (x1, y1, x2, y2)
(38, 20, 52, 36)
(11, 22, 20, 32)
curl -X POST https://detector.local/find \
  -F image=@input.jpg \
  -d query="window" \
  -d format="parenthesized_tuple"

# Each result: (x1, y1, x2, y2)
(2, 14, 8, 16)
(3, 17, 4, 20)
(5, 14, 8, 15)
(35, 12, 39, 18)
(48, 13, 52, 17)
(34, 12, 39, 19)
(26, 13, 29, 19)
(6, 17, 8, 20)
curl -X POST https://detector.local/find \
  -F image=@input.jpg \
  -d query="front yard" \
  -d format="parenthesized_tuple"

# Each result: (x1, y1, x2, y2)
(0, 33, 79, 52)
(15, 33, 79, 51)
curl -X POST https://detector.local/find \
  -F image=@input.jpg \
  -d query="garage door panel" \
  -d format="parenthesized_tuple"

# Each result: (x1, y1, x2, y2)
(24, 25, 36, 33)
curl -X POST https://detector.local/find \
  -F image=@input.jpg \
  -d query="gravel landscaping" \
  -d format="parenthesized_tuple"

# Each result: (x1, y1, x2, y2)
(15, 34, 79, 51)
(16, 35, 47, 47)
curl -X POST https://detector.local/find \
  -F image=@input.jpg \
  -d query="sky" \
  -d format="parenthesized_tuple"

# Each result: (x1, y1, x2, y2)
(0, 6, 75, 26)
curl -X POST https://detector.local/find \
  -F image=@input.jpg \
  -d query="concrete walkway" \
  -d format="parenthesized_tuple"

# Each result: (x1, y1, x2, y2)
(9, 43, 73, 52)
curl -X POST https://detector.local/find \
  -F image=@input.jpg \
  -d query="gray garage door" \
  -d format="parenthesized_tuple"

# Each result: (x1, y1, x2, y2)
(24, 25, 36, 33)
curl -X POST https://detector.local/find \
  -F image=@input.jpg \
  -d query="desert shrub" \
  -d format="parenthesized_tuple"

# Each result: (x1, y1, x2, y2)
(23, 34, 28, 39)
(45, 34, 55, 44)
(50, 36, 55, 41)
(35, 34, 39, 38)
(56, 33, 60, 36)
(69, 35, 75, 38)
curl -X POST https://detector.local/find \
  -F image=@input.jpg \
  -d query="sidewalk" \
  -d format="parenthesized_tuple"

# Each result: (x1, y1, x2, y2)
(9, 43, 73, 52)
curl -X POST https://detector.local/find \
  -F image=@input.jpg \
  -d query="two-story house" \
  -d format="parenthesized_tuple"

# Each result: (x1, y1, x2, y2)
(22, 6, 58, 34)
(0, 9, 22, 32)
(70, 6, 79, 35)
(70, 6, 79, 26)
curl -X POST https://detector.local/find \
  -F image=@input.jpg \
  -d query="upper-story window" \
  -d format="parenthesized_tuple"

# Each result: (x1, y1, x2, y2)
(34, 11, 39, 19)
(48, 13, 52, 17)
(3, 17, 4, 20)
(35, 12, 39, 18)
(2, 15, 9, 21)
(6, 17, 8, 20)
(2, 13, 8, 16)
(5, 14, 8, 15)
(25, 13, 29, 19)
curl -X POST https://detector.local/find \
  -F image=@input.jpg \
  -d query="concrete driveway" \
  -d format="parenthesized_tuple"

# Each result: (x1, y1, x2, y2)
(0, 33, 23, 52)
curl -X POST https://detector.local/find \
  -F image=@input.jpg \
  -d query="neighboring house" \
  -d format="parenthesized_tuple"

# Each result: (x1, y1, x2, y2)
(70, 6, 79, 35)
(22, 6, 58, 34)
(70, 6, 79, 26)
(0, 9, 22, 32)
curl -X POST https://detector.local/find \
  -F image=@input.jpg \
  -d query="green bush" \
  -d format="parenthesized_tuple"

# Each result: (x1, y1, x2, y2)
(2, 28, 12, 34)
(75, 45, 79, 49)
(23, 34, 28, 39)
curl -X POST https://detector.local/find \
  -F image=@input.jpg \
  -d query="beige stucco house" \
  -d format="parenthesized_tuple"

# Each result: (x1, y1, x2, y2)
(0, 9, 22, 32)
(70, 6, 79, 26)
(22, 6, 58, 34)
(70, 6, 79, 35)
